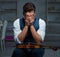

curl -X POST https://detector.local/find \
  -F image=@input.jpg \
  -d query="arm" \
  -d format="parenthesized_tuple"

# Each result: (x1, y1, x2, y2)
(18, 25, 28, 42)
(37, 19, 46, 41)
(18, 19, 30, 42)
(30, 25, 42, 43)
(13, 19, 29, 43)
(30, 19, 46, 43)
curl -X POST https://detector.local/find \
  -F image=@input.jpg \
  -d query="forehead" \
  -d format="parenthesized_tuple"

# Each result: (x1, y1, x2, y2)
(25, 10, 35, 15)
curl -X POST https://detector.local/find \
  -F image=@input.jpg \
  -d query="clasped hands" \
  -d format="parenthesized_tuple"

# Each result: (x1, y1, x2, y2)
(25, 17, 34, 26)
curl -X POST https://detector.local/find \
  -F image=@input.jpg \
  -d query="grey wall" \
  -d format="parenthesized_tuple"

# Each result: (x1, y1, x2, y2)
(45, 0, 60, 43)
(17, 0, 46, 19)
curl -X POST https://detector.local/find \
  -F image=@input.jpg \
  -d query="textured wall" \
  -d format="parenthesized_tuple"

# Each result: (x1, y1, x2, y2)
(17, 0, 46, 19)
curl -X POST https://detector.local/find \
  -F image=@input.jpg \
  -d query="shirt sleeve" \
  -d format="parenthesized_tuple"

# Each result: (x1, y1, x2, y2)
(13, 18, 22, 43)
(37, 19, 46, 41)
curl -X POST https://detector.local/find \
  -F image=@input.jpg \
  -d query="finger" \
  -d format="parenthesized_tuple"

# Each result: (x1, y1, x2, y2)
(30, 20, 34, 23)
(25, 19, 29, 23)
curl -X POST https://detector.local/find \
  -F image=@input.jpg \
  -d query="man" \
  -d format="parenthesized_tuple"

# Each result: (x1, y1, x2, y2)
(12, 2, 46, 57)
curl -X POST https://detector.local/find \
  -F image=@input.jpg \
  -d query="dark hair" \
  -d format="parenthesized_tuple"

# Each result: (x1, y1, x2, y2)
(23, 2, 36, 15)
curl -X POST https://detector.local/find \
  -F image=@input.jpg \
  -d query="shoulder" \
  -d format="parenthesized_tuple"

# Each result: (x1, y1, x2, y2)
(14, 18, 20, 24)
(13, 18, 20, 26)
(39, 18, 46, 26)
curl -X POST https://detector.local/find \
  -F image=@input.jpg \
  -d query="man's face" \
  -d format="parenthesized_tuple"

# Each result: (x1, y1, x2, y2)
(24, 10, 35, 21)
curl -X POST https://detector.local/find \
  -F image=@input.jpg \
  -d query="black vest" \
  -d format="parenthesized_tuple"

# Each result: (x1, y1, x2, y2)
(19, 18, 39, 44)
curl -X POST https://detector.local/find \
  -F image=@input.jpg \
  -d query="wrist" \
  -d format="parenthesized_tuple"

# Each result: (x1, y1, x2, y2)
(25, 22, 30, 26)
(25, 25, 28, 29)
(30, 23, 33, 26)
(30, 24, 33, 28)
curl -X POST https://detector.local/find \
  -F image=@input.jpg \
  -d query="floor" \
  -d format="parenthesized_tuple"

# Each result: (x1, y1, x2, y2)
(0, 47, 60, 57)
(0, 47, 15, 57)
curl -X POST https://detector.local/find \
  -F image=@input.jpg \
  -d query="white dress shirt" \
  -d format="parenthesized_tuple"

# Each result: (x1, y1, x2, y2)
(13, 18, 46, 44)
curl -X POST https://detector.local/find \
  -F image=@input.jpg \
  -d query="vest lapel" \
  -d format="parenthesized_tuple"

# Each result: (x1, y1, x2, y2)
(20, 18, 39, 31)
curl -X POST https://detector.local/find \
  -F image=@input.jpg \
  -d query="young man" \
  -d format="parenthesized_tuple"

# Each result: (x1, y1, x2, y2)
(12, 2, 46, 57)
